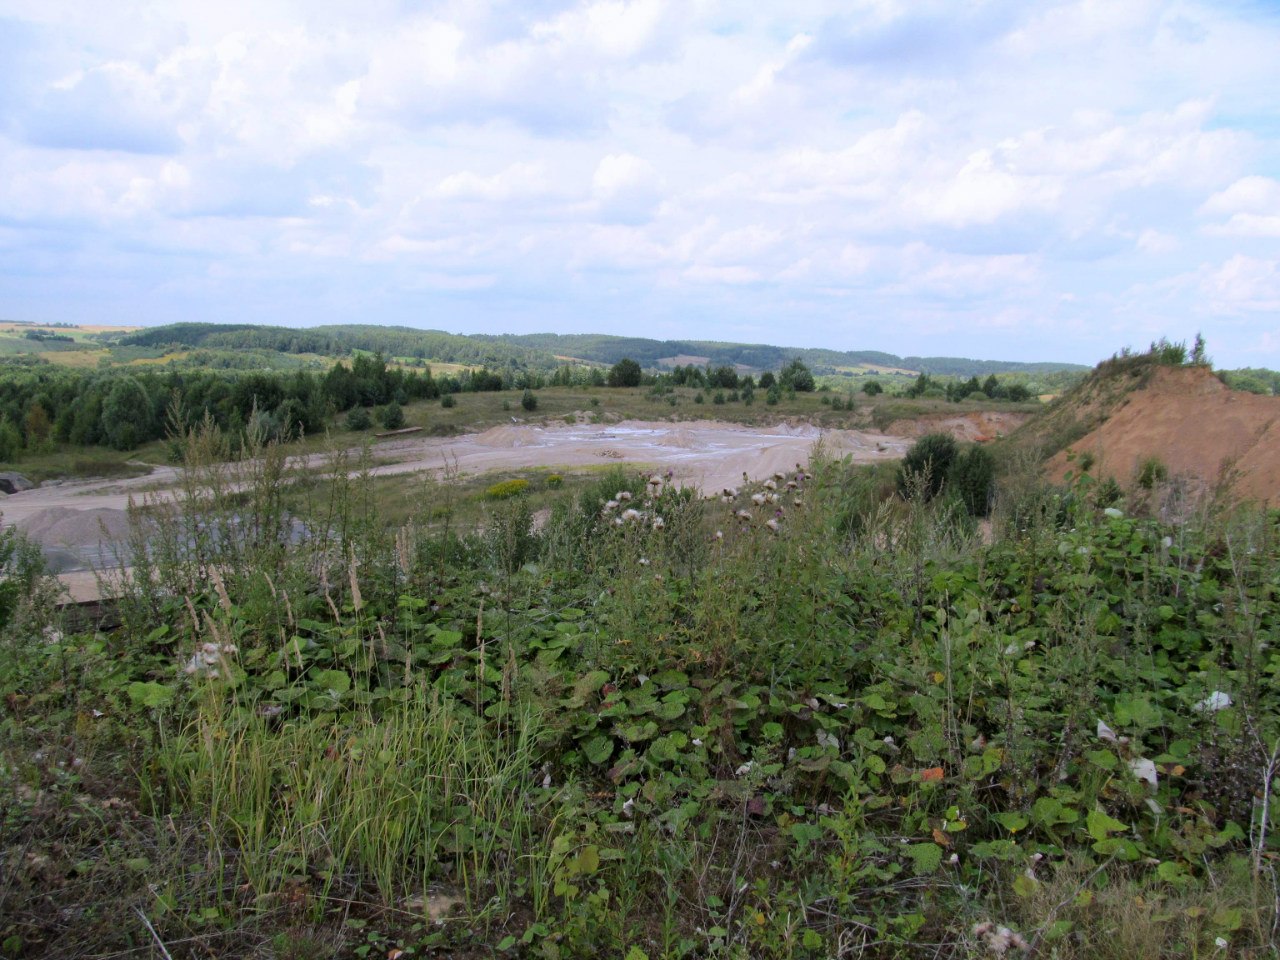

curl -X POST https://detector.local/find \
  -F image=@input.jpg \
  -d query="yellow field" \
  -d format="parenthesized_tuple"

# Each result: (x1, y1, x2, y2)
(39, 350, 109, 368)
(0, 322, 140, 336)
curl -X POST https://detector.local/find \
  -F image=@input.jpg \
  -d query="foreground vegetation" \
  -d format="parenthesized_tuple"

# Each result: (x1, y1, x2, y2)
(2, 410, 1278, 959)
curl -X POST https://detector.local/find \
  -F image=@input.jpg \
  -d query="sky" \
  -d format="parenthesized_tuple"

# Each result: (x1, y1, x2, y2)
(1, 1, 1279, 368)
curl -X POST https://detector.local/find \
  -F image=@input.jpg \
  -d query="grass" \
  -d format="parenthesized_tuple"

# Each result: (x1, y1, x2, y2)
(0, 445, 163, 483)
(2, 402, 1277, 959)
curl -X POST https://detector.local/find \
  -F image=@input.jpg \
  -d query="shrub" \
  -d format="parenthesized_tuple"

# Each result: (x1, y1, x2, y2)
(607, 358, 642, 387)
(765, 385, 780, 406)
(546, 474, 563, 488)
(862, 380, 883, 396)
(484, 478, 530, 500)
(521, 389, 537, 411)
(694, 392, 704, 404)
(441, 394, 456, 408)
(897, 433, 958, 501)
(713, 391, 725, 405)
(1136, 456, 1167, 490)
(378, 402, 405, 430)
(0, 417, 22, 461)
(346, 408, 371, 431)
(950, 445, 995, 517)
(779, 358, 815, 392)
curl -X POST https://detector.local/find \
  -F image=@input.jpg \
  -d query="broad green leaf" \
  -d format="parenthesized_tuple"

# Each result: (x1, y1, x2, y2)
(994, 812, 1029, 834)
(583, 735, 614, 765)
(127, 682, 174, 709)
(1086, 809, 1126, 841)
(312, 669, 350, 693)
(906, 843, 943, 876)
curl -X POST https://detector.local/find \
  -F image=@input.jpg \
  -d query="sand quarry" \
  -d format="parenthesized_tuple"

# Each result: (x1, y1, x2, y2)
(1047, 366, 1280, 502)
(0, 419, 913, 596)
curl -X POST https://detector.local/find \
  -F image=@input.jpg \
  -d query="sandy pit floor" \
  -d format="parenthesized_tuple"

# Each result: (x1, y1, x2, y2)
(363, 419, 910, 495)
(0, 419, 911, 586)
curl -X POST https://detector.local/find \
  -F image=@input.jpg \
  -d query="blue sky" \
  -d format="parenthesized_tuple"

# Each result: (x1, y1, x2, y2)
(1, 0, 1278, 367)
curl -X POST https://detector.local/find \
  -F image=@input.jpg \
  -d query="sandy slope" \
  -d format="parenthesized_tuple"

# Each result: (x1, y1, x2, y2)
(1047, 366, 1280, 502)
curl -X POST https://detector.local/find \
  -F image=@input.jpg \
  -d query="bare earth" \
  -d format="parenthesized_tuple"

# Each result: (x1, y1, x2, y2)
(0, 420, 914, 594)
(1047, 366, 1280, 502)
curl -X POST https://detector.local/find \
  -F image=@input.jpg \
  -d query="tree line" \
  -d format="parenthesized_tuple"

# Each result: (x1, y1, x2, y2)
(0, 354, 512, 460)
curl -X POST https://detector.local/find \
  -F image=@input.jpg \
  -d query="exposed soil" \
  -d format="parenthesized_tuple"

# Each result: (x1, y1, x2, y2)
(0, 419, 914, 584)
(1046, 365, 1280, 502)
(886, 410, 1032, 443)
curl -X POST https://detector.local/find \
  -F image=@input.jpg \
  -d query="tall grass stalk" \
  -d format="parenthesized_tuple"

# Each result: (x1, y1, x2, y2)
(158, 687, 544, 915)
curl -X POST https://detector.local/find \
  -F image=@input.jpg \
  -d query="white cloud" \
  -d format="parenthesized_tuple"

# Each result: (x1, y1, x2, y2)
(592, 152, 662, 223)
(1136, 229, 1178, 254)
(1, 1, 1280, 365)
(1201, 255, 1280, 314)
(437, 163, 550, 202)
(532, 0, 673, 61)
(1199, 176, 1280, 237)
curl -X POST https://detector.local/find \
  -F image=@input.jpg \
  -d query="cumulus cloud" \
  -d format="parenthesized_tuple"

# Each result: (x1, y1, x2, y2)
(1, 1, 1279, 365)
(1199, 176, 1280, 237)
(592, 153, 662, 223)
(1201, 255, 1280, 313)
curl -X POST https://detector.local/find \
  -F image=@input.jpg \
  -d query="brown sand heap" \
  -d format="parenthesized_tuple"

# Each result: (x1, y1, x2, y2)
(1046, 365, 1280, 502)
(475, 425, 539, 447)
(887, 410, 1032, 443)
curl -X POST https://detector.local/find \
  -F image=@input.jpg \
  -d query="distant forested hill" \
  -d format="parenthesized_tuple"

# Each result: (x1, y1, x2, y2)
(115, 323, 1085, 378)
(492, 333, 1085, 377)
(118, 323, 559, 368)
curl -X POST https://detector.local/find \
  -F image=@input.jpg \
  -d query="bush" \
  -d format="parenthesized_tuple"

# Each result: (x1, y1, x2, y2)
(897, 433, 958, 501)
(484, 478, 530, 500)
(779, 358, 815, 392)
(1136, 456, 1167, 490)
(713, 391, 725, 405)
(607, 358, 642, 388)
(950, 445, 995, 517)
(694, 392, 704, 404)
(766, 385, 780, 406)
(0, 417, 22, 461)
(441, 394, 456, 408)
(546, 474, 563, 488)
(862, 380, 883, 396)
(521, 389, 537, 411)
(346, 408, 372, 431)
(378, 402, 405, 430)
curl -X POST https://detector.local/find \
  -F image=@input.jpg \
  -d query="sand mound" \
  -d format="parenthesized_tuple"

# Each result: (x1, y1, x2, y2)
(887, 411, 1031, 443)
(476, 425, 535, 448)
(666, 428, 698, 449)
(1046, 366, 1280, 502)
(16, 506, 133, 548)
